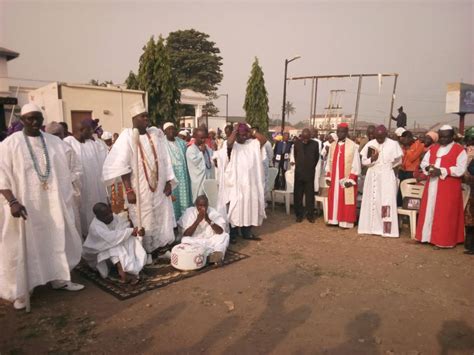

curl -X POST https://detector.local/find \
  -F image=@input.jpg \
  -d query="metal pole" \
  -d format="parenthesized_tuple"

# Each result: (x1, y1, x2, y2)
(281, 59, 288, 133)
(353, 75, 363, 135)
(313, 78, 318, 128)
(459, 112, 466, 135)
(309, 78, 315, 126)
(225, 94, 228, 122)
(388, 74, 398, 131)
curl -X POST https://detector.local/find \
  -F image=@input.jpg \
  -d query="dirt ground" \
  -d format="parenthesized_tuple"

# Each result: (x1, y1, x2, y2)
(1, 209, 473, 355)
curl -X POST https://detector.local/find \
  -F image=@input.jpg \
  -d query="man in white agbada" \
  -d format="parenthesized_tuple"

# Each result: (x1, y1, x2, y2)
(358, 125, 403, 237)
(310, 127, 324, 193)
(225, 123, 267, 243)
(0, 103, 84, 310)
(45, 121, 83, 236)
(212, 125, 233, 227)
(186, 128, 215, 203)
(102, 101, 177, 264)
(65, 118, 108, 237)
(83, 203, 146, 283)
(254, 126, 274, 194)
(178, 195, 229, 263)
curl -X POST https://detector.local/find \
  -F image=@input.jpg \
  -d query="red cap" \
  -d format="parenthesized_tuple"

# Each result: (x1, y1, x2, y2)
(338, 123, 349, 128)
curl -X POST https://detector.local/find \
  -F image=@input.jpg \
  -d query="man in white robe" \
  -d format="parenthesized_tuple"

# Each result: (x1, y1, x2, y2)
(83, 203, 146, 283)
(102, 101, 177, 264)
(225, 123, 267, 243)
(212, 125, 232, 222)
(65, 119, 108, 237)
(178, 195, 229, 263)
(0, 103, 84, 310)
(310, 127, 323, 193)
(46, 121, 83, 236)
(186, 128, 215, 203)
(358, 125, 403, 237)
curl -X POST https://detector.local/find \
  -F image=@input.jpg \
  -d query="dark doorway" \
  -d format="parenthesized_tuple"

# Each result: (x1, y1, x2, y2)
(71, 110, 92, 134)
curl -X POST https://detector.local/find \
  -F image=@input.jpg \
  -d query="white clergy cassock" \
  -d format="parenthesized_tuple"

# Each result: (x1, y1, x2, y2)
(178, 206, 229, 256)
(64, 136, 108, 235)
(0, 132, 82, 302)
(358, 138, 403, 237)
(102, 127, 177, 253)
(186, 143, 215, 204)
(225, 139, 266, 227)
(82, 213, 147, 278)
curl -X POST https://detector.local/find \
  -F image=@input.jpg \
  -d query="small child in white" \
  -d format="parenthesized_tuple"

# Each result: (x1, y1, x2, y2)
(83, 203, 146, 284)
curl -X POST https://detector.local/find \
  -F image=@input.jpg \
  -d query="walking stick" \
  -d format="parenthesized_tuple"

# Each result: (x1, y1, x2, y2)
(132, 128, 143, 230)
(19, 218, 31, 312)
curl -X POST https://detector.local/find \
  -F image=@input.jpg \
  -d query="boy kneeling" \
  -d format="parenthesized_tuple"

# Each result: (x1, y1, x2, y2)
(83, 203, 147, 284)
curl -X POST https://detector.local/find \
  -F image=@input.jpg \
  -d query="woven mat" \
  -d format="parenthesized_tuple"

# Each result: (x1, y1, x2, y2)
(75, 250, 249, 300)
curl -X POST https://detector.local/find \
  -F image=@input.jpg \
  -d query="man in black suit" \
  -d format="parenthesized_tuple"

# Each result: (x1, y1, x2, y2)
(293, 128, 320, 223)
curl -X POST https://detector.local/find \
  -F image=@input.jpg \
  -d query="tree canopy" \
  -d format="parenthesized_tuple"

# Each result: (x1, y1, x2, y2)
(166, 29, 223, 95)
(243, 57, 269, 132)
(126, 36, 180, 126)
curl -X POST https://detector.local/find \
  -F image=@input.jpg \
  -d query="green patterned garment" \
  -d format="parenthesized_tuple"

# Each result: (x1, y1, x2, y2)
(165, 137, 192, 220)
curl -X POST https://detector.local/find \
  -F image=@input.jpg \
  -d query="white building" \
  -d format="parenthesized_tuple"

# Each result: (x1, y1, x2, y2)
(26, 82, 146, 134)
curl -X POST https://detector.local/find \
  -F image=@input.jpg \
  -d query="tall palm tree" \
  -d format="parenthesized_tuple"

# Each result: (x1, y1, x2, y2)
(284, 101, 296, 122)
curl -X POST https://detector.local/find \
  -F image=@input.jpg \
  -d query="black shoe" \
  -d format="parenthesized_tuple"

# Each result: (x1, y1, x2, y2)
(230, 237, 237, 244)
(307, 215, 316, 223)
(296, 216, 304, 223)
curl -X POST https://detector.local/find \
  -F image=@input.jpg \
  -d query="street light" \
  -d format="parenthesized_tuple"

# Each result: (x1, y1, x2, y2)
(217, 93, 229, 122)
(281, 55, 301, 132)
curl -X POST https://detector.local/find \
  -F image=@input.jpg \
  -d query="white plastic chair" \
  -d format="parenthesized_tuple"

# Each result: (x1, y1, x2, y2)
(272, 168, 293, 215)
(397, 178, 425, 239)
(267, 167, 279, 195)
(203, 179, 219, 209)
(315, 194, 328, 222)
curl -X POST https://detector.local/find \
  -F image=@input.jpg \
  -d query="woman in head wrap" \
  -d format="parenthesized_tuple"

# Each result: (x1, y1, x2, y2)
(423, 131, 439, 152)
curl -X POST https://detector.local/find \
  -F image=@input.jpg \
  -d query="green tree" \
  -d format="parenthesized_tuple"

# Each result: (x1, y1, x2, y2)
(125, 71, 139, 90)
(167, 29, 223, 95)
(89, 79, 114, 87)
(243, 57, 269, 132)
(284, 101, 296, 121)
(128, 36, 181, 126)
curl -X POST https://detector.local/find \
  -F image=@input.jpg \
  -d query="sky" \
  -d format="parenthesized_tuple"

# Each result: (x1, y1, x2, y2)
(1, 0, 473, 128)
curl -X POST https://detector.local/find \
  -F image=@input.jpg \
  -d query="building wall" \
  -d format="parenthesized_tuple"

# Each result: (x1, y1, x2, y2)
(28, 82, 63, 125)
(60, 85, 145, 134)
(0, 57, 9, 95)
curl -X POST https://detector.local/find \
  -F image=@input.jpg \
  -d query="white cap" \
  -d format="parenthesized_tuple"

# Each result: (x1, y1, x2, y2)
(129, 101, 147, 118)
(395, 127, 406, 137)
(163, 122, 174, 131)
(102, 131, 113, 140)
(330, 133, 337, 141)
(209, 128, 216, 133)
(179, 130, 189, 136)
(440, 124, 453, 131)
(21, 102, 42, 116)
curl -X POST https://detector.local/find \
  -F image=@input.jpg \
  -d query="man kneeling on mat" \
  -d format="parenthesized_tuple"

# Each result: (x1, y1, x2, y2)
(178, 195, 229, 264)
(83, 203, 147, 284)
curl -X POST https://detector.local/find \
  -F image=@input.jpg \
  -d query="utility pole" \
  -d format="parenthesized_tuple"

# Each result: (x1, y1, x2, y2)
(281, 55, 301, 132)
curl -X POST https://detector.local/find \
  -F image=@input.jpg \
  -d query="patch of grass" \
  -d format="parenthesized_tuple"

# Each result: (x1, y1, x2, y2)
(51, 314, 70, 329)
(9, 348, 25, 355)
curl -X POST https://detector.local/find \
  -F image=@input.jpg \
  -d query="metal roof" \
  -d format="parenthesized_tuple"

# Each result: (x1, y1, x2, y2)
(0, 47, 19, 61)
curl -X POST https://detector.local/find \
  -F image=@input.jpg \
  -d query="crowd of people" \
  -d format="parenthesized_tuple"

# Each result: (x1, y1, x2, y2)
(1, 101, 473, 311)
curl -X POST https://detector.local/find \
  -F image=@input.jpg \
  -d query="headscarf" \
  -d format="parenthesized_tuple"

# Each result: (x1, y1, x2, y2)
(237, 122, 250, 134)
(425, 131, 439, 143)
(375, 125, 387, 134)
